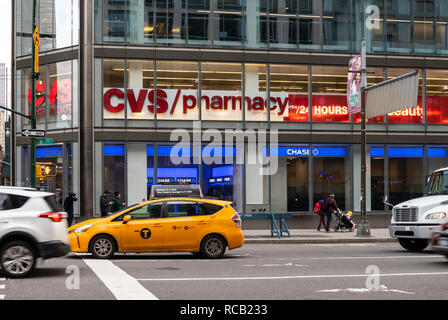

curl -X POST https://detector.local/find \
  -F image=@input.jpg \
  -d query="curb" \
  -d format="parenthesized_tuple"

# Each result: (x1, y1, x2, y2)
(243, 238, 397, 244)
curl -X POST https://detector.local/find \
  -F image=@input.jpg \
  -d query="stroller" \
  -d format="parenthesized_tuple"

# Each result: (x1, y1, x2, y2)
(333, 209, 355, 232)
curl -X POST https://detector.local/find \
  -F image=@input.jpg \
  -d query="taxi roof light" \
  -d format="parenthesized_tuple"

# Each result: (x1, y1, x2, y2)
(149, 184, 204, 200)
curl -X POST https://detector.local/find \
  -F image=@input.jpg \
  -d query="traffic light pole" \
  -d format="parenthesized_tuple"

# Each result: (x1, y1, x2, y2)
(30, 0, 38, 188)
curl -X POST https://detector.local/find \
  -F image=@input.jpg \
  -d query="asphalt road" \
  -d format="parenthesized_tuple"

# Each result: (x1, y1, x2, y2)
(2, 242, 448, 301)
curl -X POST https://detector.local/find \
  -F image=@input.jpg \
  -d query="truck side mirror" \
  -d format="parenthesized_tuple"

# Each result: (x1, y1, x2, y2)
(383, 196, 394, 208)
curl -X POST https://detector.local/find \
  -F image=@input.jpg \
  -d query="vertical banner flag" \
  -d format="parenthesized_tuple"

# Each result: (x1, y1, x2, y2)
(347, 55, 361, 114)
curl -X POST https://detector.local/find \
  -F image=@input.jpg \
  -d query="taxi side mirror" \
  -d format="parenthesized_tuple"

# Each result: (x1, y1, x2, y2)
(123, 215, 132, 224)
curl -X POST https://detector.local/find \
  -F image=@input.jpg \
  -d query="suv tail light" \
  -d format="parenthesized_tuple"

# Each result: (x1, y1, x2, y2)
(39, 212, 63, 223)
(231, 213, 241, 227)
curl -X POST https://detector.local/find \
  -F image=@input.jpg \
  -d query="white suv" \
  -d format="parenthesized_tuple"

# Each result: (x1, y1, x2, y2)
(0, 187, 70, 278)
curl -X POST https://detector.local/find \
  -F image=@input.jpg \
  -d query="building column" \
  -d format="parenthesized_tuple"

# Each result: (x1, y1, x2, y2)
(353, 144, 371, 212)
(79, 0, 95, 218)
(127, 143, 148, 204)
(246, 0, 260, 48)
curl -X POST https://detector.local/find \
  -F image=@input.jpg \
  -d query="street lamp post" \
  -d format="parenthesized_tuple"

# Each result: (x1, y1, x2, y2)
(357, 38, 371, 236)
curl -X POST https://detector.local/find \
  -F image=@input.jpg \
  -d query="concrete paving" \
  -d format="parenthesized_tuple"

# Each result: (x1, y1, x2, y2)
(242, 228, 396, 244)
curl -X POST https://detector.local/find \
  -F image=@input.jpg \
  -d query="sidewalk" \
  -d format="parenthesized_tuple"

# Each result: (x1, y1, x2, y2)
(242, 228, 396, 244)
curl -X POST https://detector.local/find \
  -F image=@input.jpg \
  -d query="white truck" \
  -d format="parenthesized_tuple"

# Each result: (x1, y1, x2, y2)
(389, 167, 448, 252)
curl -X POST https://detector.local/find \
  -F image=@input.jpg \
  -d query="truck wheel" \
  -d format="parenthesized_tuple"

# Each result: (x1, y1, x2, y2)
(398, 239, 429, 252)
(0, 241, 37, 278)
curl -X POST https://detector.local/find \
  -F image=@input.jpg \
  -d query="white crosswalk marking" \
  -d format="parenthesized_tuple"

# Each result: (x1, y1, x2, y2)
(83, 259, 158, 300)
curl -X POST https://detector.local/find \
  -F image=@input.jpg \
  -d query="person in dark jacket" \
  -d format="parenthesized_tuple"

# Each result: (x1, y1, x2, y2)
(100, 191, 112, 217)
(111, 192, 125, 213)
(63, 193, 78, 227)
(323, 193, 339, 232)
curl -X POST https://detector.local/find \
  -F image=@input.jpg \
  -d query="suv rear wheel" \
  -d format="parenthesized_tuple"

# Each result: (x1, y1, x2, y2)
(0, 241, 37, 278)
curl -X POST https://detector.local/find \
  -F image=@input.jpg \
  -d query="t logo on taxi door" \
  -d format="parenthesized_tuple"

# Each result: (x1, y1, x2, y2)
(140, 228, 152, 239)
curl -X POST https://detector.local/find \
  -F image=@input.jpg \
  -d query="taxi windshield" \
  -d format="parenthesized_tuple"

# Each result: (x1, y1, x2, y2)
(425, 171, 448, 196)
(105, 203, 140, 217)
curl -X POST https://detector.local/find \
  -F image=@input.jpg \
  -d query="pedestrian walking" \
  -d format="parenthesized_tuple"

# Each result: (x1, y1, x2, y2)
(100, 190, 112, 217)
(63, 193, 78, 227)
(322, 193, 339, 232)
(314, 194, 328, 232)
(111, 191, 126, 213)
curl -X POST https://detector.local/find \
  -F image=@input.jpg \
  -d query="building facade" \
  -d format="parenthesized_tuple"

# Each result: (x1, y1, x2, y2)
(12, 0, 448, 219)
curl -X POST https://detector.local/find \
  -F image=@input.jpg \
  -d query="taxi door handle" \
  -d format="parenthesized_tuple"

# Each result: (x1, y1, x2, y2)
(152, 224, 163, 228)
(198, 221, 208, 225)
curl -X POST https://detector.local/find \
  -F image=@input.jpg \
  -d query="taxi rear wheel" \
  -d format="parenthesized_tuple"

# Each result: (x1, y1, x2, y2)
(200, 234, 226, 259)
(89, 235, 116, 259)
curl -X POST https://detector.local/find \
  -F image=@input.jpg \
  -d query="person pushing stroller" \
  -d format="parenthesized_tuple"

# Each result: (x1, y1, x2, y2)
(334, 209, 356, 232)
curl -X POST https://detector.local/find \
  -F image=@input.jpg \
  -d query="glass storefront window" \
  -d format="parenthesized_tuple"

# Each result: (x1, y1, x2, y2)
(16, 0, 79, 56)
(386, 68, 423, 124)
(370, 145, 385, 210)
(312, 66, 349, 123)
(270, 64, 309, 122)
(312, 145, 350, 211)
(20, 60, 78, 130)
(103, 0, 127, 42)
(413, 0, 435, 54)
(427, 145, 448, 174)
(126, 60, 155, 121)
(156, 60, 199, 120)
(47, 61, 73, 129)
(155, 0, 186, 45)
(22, 66, 47, 128)
(386, 0, 412, 54)
(436, 1, 448, 55)
(267, 0, 298, 49)
(103, 59, 126, 120)
(201, 62, 243, 121)
(323, 0, 350, 51)
(35, 143, 73, 205)
(427, 69, 448, 124)
(298, 0, 322, 50)
(285, 145, 309, 212)
(104, 143, 126, 206)
(388, 145, 423, 205)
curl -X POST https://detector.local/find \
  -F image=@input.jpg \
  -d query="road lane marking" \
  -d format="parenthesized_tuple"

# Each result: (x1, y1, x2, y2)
(316, 285, 415, 295)
(137, 271, 448, 282)
(83, 259, 158, 300)
(241, 263, 309, 267)
(275, 255, 444, 261)
(0, 285, 4, 289)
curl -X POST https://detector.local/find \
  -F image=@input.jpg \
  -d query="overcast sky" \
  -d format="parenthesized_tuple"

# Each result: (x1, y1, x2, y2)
(0, 0, 12, 107)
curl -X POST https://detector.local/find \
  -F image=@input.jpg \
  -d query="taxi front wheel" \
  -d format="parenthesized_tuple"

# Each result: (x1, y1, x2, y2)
(200, 234, 226, 259)
(89, 235, 116, 259)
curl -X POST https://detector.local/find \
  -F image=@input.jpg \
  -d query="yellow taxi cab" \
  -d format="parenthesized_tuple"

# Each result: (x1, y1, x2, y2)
(68, 185, 244, 259)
